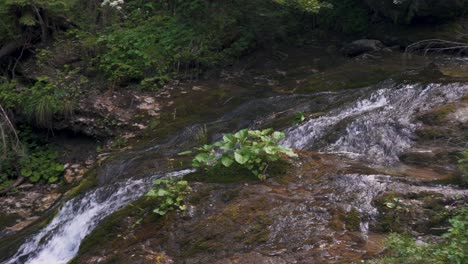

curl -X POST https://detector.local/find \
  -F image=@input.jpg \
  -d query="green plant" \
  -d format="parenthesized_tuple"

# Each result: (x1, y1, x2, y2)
(317, 0, 370, 34)
(384, 197, 405, 210)
(293, 112, 306, 124)
(0, 77, 75, 127)
(145, 179, 191, 216)
(372, 208, 468, 264)
(191, 129, 297, 180)
(19, 146, 64, 183)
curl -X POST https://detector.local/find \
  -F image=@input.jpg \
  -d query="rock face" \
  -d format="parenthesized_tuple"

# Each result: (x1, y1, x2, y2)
(342, 39, 387, 57)
(363, 0, 468, 24)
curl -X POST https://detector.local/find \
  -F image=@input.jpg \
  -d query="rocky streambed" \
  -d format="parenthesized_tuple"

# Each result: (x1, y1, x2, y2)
(1, 47, 467, 263)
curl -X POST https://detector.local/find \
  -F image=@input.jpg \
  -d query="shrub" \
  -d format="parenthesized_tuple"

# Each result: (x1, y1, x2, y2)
(373, 208, 468, 264)
(317, 0, 370, 34)
(19, 146, 64, 183)
(191, 129, 297, 180)
(0, 126, 65, 188)
(145, 179, 191, 216)
(0, 77, 75, 127)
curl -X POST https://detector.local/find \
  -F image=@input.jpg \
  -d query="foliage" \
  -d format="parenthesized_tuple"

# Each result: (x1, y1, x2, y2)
(0, 126, 64, 187)
(191, 129, 297, 180)
(457, 150, 468, 186)
(19, 146, 64, 183)
(95, 0, 327, 85)
(317, 0, 370, 34)
(0, 77, 75, 127)
(372, 208, 468, 264)
(0, 0, 78, 42)
(293, 112, 306, 124)
(145, 179, 191, 216)
(275, 0, 332, 13)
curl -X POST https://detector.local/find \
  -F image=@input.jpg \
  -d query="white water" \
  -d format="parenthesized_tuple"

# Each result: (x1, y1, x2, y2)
(5, 81, 468, 263)
(5, 169, 193, 264)
(283, 83, 468, 164)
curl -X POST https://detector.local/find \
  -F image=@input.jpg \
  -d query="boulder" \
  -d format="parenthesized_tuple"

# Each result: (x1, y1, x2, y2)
(341, 39, 386, 57)
(363, 0, 468, 24)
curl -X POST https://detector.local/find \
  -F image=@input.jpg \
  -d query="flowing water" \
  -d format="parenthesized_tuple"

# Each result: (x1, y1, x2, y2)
(282, 82, 468, 164)
(5, 170, 193, 264)
(3, 75, 468, 263)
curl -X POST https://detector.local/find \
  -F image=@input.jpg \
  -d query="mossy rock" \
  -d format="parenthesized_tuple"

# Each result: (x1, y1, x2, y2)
(184, 159, 291, 183)
(371, 191, 454, 235)
(345, 208, 362, 232)
(417, 105, 456, 125)
(0, 213, 20, 229)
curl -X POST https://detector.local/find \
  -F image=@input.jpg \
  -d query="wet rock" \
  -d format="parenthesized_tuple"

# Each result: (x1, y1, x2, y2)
(342, 39, 387, 57)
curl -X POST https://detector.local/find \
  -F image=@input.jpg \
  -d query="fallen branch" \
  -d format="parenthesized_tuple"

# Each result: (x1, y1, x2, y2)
(405, 39, 468, 56)
(0, 176, 25, 195)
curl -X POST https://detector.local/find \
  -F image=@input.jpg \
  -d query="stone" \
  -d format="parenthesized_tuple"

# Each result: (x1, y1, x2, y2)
(342, 39, 386, 57)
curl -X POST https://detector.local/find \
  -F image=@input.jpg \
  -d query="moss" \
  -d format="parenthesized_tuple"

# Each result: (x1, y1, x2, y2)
(345, 208, 361, 232)
(0, 213, 20, 229)
(417, 105, 456, 125)
(75, 197, 160, 258)
(296, 58, 400, 93)
(242, 214, 272, 245)
(185, 159, 291, 183)
(184, 163, 258, 183)
(371, 192, 407, 233)
(329, 208, 346, 231)
(415, 127, 450, 140)
(65, 169, 98, 199)
(188, 188, 212, 205)
(181, 238, 224, 257)
(221, 189, 241, 203)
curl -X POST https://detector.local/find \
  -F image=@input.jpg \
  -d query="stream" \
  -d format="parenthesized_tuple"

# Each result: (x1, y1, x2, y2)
(3, 65, 468, 263)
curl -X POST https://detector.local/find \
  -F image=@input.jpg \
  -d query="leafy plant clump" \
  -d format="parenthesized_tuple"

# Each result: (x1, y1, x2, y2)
(372, 208, 468, 264)
(20, 146, 64, 183)
(145, 179, 191, 216)
(0, 77, 75, 127)
(0, 127, 65, 188)
(192, 129, 297, 180)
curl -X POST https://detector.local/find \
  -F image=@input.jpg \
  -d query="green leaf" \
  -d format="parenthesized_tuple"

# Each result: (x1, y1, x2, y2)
(222, 134, 236, 144)
(153, 208, 166, 215)
(178, 150, 192, 156)
(21, 168, 32, 177)
(48, 177, 58, 183)
(264, 146, 276, 155)
(29, 175, 40, 183)
(54, 164, 64, 172)
(156, 189, 171, 196)
(234, 129, 249, 141)
(234, 150, 250, 164)
(194, 153, 210, 163)
(272, 131, 285, 141)
(221, 155, 234, 167)
(177, 181, 188, 186)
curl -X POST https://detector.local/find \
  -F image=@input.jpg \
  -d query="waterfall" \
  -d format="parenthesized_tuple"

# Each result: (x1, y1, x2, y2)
(4, 80, 467, 263)
(5, 170, 193, 264)
(283, 82, 468, 164)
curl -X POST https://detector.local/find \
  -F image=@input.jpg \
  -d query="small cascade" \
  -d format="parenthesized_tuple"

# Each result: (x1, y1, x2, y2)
(283, 82, 468, 164)
(5, 170, 193, 264)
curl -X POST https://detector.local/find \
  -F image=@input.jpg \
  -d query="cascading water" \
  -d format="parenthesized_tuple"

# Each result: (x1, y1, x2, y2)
(5, 170, 193, 264)
(282, 82, 468, 164)
(4, 79, 468, 263)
